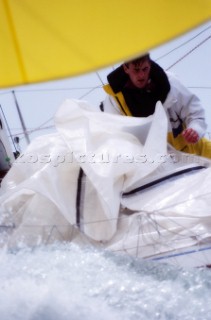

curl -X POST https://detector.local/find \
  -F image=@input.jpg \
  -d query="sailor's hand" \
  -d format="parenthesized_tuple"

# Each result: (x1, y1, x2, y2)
(182, 128, 199, 144)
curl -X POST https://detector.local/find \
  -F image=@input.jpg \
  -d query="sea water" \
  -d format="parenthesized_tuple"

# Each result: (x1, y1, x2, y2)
(0, 243, 211, 320)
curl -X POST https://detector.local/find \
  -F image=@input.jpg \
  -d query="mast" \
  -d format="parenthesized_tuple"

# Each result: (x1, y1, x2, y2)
(12, 90, 30, 145)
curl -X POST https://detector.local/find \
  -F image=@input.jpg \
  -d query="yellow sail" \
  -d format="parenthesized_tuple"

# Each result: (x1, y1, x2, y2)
(0, 0, 210, 87)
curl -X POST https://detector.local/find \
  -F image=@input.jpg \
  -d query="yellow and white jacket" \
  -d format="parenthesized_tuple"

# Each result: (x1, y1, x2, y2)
(102, 72, 211, 158)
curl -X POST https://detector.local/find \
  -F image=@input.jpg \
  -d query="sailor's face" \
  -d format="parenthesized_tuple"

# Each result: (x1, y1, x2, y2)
(123, 60, 151, 89)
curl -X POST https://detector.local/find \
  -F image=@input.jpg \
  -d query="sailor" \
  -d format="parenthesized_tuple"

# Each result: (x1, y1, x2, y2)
(100, 53, 211, 158)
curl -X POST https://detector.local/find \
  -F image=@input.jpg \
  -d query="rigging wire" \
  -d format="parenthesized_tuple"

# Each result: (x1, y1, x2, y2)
(79, 86, 99, 100)
(10, 125, 54, 140)
(0, 85, 102, 95)
(96, 72, 105, 86)
(156, 24, 211, 62)
(166, 35, 211, 70)
(36, 86, 100, 128)
(187, 86, 211, 89)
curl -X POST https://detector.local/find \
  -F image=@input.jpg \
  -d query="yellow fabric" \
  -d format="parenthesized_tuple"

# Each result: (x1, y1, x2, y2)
(0, 0, 211, 87)
(168, 133, 211, 158)
(167, 132, 187, 151)
(180, 137, 211, 158)
(103, 84, 132, 116)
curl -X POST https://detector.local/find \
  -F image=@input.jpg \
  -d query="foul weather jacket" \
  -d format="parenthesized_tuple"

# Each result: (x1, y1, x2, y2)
(101, 62, 211, 158)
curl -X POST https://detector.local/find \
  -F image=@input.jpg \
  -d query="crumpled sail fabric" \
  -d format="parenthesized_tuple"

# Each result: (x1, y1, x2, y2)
(0, 99, 211, 261)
